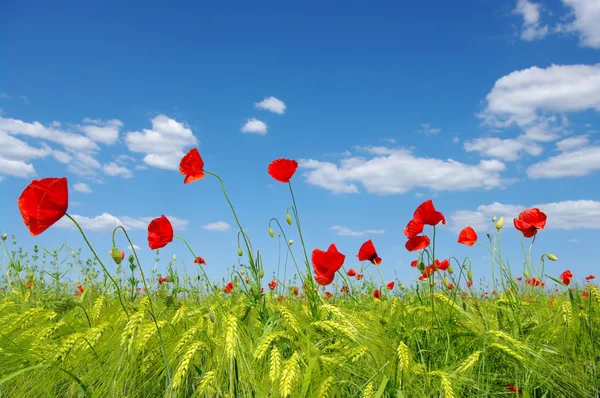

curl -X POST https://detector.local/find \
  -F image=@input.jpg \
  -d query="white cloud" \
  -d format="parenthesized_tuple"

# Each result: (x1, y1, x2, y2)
(560, 0, 600, 49)
(417, 123, 441, 135)
(527, 146, 600, 179)
(330, 226, 385, 237)
(73, 182, 92, 193)
(103, 162, 133, 178)
(0, 93, 11, 99)
(202, 221, 231, 231)
(481, 64, 600, 128)
(0, 117, 99, 152)
(555, 135, 589, 152)
(79, 118, 123, 145)
(450, 200, 600, 232)
(0, 157, 36, 178)
(52, 150, 72, 164)
(125, 115, 198, 170)
(364, 229, 385, 235)
(56, 213, 189, 232)
(515, 0, 549, 41)
(464, 136, 543, 161)
(68, 153, 102, 176)
(255, 96, 286, 115)
(300, 146, 507, 195)
(241, 118, 268, 135)
(126, 244, 141, 251)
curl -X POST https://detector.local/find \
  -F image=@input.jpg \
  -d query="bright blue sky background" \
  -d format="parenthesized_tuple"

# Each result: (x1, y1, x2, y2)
(1, 0, 599, 291)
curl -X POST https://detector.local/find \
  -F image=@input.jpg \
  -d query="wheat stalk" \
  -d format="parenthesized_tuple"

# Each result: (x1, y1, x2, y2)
(91, 296, 105, 321)
(561, 302, 573, 329)
(280, 351, 300, 397)
(453, 350, 481, 375)
(317, 376, 335, 398)
(269, 345, 282, 384)
(225, 314, 239, 361)
(397, 341, 411, 374)
(362, 382, 374, 398)
(279, 305, 300, 335)
(254, 331, 287, 360)
(173, 341, 202, 390)
(431, 371, 455, 398)
(197, 370, 217, 394)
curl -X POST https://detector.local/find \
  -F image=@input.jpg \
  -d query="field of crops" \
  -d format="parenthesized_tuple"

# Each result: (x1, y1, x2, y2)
(1, 150, 599, 397)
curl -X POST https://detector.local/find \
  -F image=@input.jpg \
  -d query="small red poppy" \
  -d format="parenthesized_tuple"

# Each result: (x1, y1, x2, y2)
(223, 282, 233, 293)
(268, 158, 298, 183)
(405, 235, 430, 252)
(18, 177, 69, 236)
(120, 251, 125, 261)
(516, 277, 522, 281)
(268, 280, 277, 290)
(324, 291, 332, 299)
(147, 215, 174, 250)
(506, 385, 521, 393)
(357, 239, 382, 265)
(447, 283, 454, 290)
(290, 286, 299, 296)
(560, 270, 573, 286)
(347, 268, 356, 277)
(413, 200, 446, 226)
(75, 284, 84, 296)
(467, 281, 473, 288)
(435, 259, 450, 271)
(194, 256, 206, 265)
(457, 226, 477, 247)
(340, 285, 349, 293)
(355, 273, 363, 280)
(421, 264, 436, 279)
(373, 289, 381, 299)
(312, 244, 346, 286)
(586, 275, 596, 281)
(180, 148, 205, 184)
(404, 219, 424, 239)
(386, 281, 394, 290)
(514, 208, 547, 238)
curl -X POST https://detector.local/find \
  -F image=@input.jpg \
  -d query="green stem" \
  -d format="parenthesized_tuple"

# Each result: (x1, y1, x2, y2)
(66, 214, 129, 316)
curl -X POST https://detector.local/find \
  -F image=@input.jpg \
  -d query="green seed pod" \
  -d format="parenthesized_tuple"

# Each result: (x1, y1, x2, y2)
(237, 247, 243, 257)
(447, 265, 454, 274)
(286, 214, 293, 226)
(110, 247, 123, 265)
(268, 228, 275, 238)
(467, 269, 473, 282)
(524, 270, 531, 279)
(443, 277, 449, 288)
(259, 269, 264, 278)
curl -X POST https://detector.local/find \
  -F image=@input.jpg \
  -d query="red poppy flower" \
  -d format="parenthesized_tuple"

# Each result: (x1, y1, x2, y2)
(290, 286, 299, 296)
(357, 239, 382, 265)
(404, 219, 424, 238)
(467, 281, 473, 288)
(560, 270, 573, 286)
(447, 283, 454, 290)
(312, 244, 346, 286)
(223, 282, 233, 293)
(324, 292, 332, 299)
(373, 289, 381, 299)
(158, 277, 165, 285)
(514, 208, 547, 238)
(387, 281, 395, 290)
(405, 235, 430, 252)
(268, 158, 298, 183)
(413, 200, 446, 226)
(421, 264, 436, 279)
(179, 148, 205, 184)
(147, 215, 174, 250)
(586, 275, 596, 281)
(194, 256, 206, 265)
(347, 268, 356, 277)
(582, 291, 589, 299)
(340, 285, 349, 293)
(18, 177, 69, 236)
(355, 273, 363, 280)
(120, 251, 125, 261)
(410, 260, 419, 268)
(435, 259, 450, 271)
(506, 385, 521, 393)
(457, 226, 477, 247)
(268, 280, 277, 290)
(527, 277, 541, 287)
(26, 281, 34, 289)
(516, 277, 522, 281)
(75, 284, 84, 296)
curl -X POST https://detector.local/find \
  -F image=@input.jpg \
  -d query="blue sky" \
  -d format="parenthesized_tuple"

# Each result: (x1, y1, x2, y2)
(1, 0, 599, 289)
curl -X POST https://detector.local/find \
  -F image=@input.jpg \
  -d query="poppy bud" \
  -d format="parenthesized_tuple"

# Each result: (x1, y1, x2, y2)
(447, 265, 454, 274)
(268, 228, 275, 238)
(443, 277, 450, 288)
(208, 311, 216, 323)
(467, 270, 473, 282)
(494, 216, 504, 230)
(237, 247, 243, 257)
(286, 214, 293, 226)
(524, 270, 531, 279)
(71, 251, 75, 257)
(259, 269, 264, 278)
(110, 247, 123, 265)
(546, 253, 558, 261)
(417, 261, 425, 273)
(288, 239, 294, 245)
(173, 254, 176, 261)
(240, 268, 245, 275)
(1, 233, 6, 241)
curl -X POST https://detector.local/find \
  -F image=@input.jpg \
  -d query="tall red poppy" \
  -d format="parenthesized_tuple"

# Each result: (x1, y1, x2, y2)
(387, 281, 395, 290)
(514, 208, 547, 238)
(268, 158, 298, 183)
(312, 244, 346, 286)
(18, 177, 69, 236)
(404, 219, 424, 238)
(560, 270, 573, 286)
(194, 256, 206, 265)
(457, 226, 477, 246)
(347, 268, 357, 277)
(180, 148, 205, 184)
(405, 235, 430, 252)
(413, 200, 446, 226)
(357, 239, 382, 265)
(147, 215, 174, 250)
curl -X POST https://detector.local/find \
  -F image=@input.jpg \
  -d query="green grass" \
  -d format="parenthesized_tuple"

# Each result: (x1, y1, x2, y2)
(1, 244, 599, 398)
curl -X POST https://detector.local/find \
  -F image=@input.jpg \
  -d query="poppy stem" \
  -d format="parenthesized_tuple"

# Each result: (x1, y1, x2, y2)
(65, 214, 129, 317)
(113, 226, 173, 390)
(173, 235, 213, 293)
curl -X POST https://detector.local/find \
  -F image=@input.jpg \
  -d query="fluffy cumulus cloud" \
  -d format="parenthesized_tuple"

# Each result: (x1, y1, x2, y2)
(56, 213, 189, 232)
(300, 146, 507, 195)
(241, 118, 268, 135)
(202, 221, 231, 231)
(255, 96, 286, 115)
(464, 136, 543, 161)
(560, 0, 600, 48)
(527, 146, 600, 178)
(514, 0, 549, 41)
(0, 130, 52, 178)
(125, 115, 198, 170)
(73, 182, 92, 193)
(555, 135, 589, 152)
(79, 118, 123, 145)
(450, 200, 600, 232)
(330, 226, 385, 237)
(103, 162, 133, 178)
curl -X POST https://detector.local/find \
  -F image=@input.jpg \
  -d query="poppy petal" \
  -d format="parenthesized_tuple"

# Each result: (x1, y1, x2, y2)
(180, 148, 205, 184)
(404, 219, 424, 238)
(405, 235, 430, 252)
(18, 177, 69, 236)
(413, 200, 446, 226)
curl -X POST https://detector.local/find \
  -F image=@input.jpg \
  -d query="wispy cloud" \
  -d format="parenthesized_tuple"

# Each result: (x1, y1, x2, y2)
(330, 226, 385, 237)
(202, 221, 231, 231)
